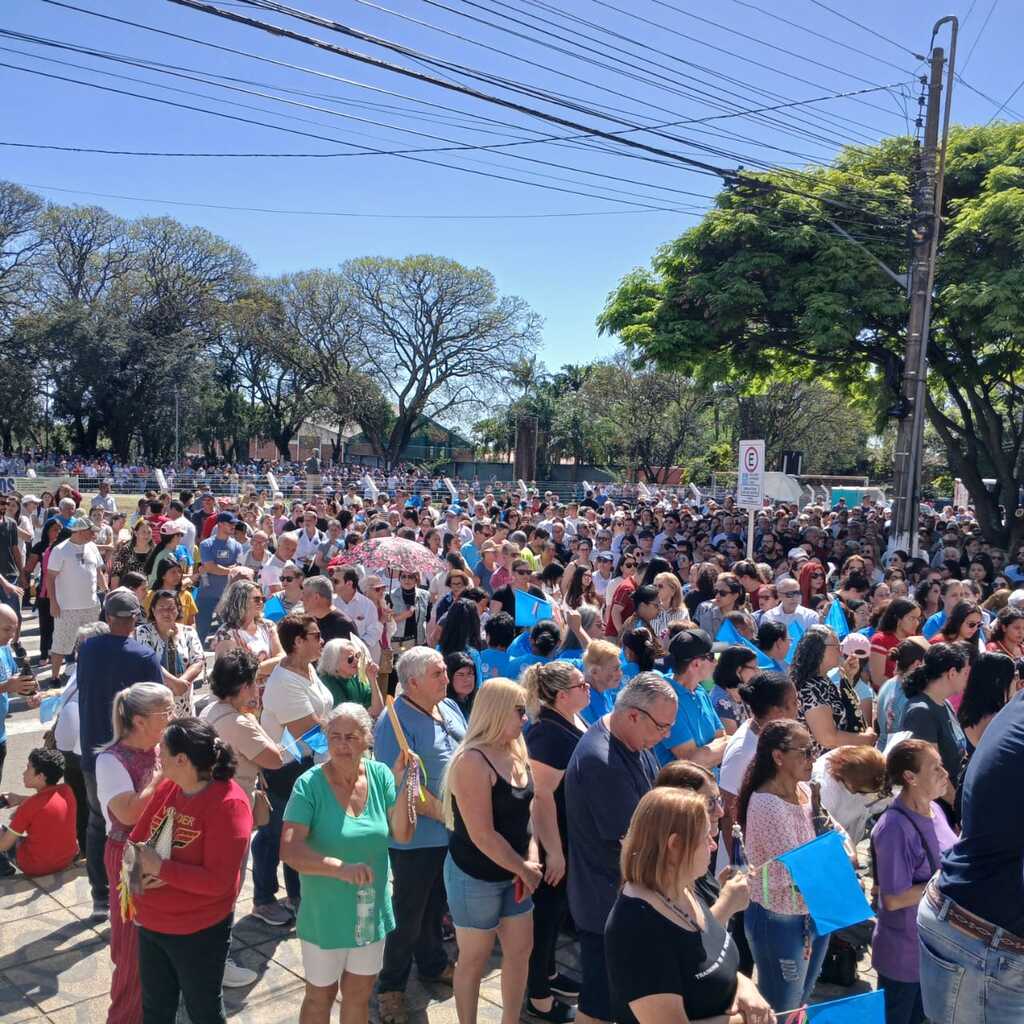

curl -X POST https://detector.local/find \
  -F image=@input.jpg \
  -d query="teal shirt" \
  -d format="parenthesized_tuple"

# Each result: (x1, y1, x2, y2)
(284, 760, 397, 949)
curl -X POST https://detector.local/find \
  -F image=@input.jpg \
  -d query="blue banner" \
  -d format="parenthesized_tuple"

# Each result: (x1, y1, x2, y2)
(715, 618, 776, 669)
(39, 693, 62, 724)
(806, 989, 885, 1023)
(824, 599, 850, 640)
(776, 830, 873, 936)
(515, 589, 554, 628)
(784, 618, 805, 665)
(300, 724, 329, 755)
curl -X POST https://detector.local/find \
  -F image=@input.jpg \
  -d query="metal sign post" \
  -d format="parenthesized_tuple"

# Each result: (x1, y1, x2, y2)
(737, 440, 765, 560)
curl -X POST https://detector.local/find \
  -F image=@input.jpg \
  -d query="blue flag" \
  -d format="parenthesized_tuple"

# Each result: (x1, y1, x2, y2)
(715, 618, 775, 669)
(280, 728, 303, 761)
(39, 693, 63, 724)
(514, 589, 553, 628)
(824, 599, 850, 640)
(806, 989, 885, 1023)
(784, 618, 805, 666)
(776, 830, 872, 936)
(299, 724, 329, 755)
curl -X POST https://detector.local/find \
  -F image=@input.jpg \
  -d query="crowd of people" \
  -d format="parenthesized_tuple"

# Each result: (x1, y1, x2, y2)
(0, 473, 1023, 1024)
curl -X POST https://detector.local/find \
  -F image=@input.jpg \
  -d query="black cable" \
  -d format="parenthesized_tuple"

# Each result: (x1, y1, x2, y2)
(722, 0, 917, 75)
(209, 0, 909, 222)
(956, 72, 1024, 120)
(985, 75, 1024, 125)
(961, 0, 999, 73)
(13, 180, 704, 217)
(804, 0, 925, 60)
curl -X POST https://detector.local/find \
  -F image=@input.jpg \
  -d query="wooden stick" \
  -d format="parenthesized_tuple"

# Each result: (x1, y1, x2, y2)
(385, 696, 410, 755)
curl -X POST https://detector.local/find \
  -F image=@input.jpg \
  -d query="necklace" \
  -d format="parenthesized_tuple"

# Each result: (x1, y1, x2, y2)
(655, 889, 699, 928)
(401, 693, 442, 723)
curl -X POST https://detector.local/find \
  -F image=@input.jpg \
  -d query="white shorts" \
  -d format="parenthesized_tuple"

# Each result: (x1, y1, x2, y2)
(300, 937, 385, 987)
(51, 606, 101, 656)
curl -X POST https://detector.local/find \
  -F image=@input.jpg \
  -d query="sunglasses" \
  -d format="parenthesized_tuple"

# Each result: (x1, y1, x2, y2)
(714, 588, 733, 596)
(514, 569, 531, 576)
(281, 575, 298, 582)
(621, 561, 637, 569)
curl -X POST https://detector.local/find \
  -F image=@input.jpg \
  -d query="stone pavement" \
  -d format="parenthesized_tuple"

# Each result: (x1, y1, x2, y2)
(0, 860, 526, 1023)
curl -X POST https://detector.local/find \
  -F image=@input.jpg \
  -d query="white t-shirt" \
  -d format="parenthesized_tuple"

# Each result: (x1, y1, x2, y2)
(90, 493, 117, 514)
(48, 539, 104, 610)
(260, 664, 333, 762)
(53, 674, 81, 755)
(333, 592, 380, 650)
(763, 604, 819, 630)
(169, 515, 196, 555)
(720, 719, 759, 798)
(95, 751, 135, 830)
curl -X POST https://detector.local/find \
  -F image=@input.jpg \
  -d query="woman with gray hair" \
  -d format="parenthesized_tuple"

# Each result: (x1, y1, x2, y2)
(792, 624, 876, 758)
(281, 703, 416, 1023)
(94, 681, 174, 1024)
(212, 578, 283, 682)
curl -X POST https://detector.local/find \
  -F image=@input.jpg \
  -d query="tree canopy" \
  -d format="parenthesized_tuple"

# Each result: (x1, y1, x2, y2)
(598, 124, 1024, 545)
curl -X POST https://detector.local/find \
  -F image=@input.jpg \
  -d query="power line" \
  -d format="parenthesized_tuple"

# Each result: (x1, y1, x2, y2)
(186, 0, 909, 223)
(956, 72, 1024, 120)
(14, 180, 704, 217)
(722, 0, 918, 75)
(804, 0, 924, 59)
(985, 75, 1024, 124)
(961, 0, 999, 73)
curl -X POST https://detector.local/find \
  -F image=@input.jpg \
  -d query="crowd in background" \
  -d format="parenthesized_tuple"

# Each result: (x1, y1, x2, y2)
(0, 470, 1022, 1024)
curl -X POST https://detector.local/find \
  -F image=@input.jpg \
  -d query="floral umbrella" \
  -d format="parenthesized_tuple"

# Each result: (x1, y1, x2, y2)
(329, 537, 445, 579)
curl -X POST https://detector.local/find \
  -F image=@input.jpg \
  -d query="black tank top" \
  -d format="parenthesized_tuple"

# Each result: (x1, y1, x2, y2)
(450, 750, 534, 882)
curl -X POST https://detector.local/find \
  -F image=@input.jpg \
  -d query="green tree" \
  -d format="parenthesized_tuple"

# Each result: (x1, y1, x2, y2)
(599, 125, 1024, 547)
(342, 255, 541, 468)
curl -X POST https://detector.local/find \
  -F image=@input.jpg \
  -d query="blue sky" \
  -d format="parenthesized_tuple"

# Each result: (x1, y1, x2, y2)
(2, 0, 1017, 369)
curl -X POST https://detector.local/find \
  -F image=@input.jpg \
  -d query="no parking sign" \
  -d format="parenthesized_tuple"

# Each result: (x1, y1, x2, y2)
(737, 440, 765, 508)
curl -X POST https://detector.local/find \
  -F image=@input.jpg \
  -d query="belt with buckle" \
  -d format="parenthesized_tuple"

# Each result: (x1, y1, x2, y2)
(926, 881, 1024, 954)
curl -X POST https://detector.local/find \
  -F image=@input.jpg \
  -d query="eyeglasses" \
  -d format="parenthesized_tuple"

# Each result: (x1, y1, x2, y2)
(344, 655, 357, 664)
(714, 588, 733, 596)
(784, 745, 815, 760)
(514, 569, 531, 576)
(514, 705, 527, 716)
(635, 706, 673, 733)
(779, 590, 800, 598)
(281, 575, 298, 582)
(566, 681, 590, 692)
(303, 630, 322, 640)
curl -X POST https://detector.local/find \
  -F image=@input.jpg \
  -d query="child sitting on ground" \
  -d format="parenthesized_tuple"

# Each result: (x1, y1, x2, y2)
(0, 747, 78, 877)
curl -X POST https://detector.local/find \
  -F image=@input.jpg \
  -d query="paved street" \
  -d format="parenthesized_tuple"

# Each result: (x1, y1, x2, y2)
(1, 609, 874, 1023)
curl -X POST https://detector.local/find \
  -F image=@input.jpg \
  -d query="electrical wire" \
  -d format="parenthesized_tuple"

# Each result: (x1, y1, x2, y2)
(197, 0, 910, 223)
(985, 75, 1024, 124)
(722, 0, 918, 75)
(960, 0, 999, 73)
(804, 0, 925, 59)
(13, 180, 705, 217)
(956, 72, 1024, 120)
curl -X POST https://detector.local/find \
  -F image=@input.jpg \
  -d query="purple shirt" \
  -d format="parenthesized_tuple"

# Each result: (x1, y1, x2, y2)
(871, 800, 957, 981)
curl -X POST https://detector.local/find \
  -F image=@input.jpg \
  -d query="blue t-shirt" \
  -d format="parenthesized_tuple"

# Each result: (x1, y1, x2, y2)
(580, 683, 619, 725)
(939, 690, 1024, 934)
(922, 610, 946, 640)
(198, 535, 242, 599)
(479, 647, 513, 682)
(655, 677, 724, 766)
(372, 696, 466, 850)
(875, 676, 910, 751)
(0, 644, 13, 744)
(77, 634, 163, 771)
(509, 651, 555, 679)
(507, 632, 531, 658)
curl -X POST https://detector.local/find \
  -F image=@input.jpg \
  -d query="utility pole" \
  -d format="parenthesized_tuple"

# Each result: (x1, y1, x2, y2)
(890, 41, 949, 557)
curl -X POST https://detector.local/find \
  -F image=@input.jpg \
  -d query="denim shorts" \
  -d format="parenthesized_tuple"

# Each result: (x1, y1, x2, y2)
(443, 854, 533, 930)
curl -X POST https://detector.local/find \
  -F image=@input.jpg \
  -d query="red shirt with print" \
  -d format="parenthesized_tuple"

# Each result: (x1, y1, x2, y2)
(130, 778, 252, 934)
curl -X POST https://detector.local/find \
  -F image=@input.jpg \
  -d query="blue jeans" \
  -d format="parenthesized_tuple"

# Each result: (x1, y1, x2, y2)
(251, 760, 308, 906)
(744, 900, 829, 1012)
(918, 892, 1024, 1024)
(194, 589, 220, 648)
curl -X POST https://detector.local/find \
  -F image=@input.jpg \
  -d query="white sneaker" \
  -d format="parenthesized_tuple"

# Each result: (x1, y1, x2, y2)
(222, 957, 257, 988)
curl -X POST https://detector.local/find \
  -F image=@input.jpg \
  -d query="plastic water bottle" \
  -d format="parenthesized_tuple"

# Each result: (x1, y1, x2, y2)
(354, 885, 375, 946)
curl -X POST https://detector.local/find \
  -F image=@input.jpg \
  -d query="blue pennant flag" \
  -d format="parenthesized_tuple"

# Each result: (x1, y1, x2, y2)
(279, 728, 303, 761)
(776, 830, 873, 936)
(39, 693, 63, 724)
(514, 589, 554, 628)
(824, 599, 850, 640)
(806, 989, 885, 1023)
(299, 724, 329, 755)
(784, 618, 805, 665)
(715, 618, 776, 669)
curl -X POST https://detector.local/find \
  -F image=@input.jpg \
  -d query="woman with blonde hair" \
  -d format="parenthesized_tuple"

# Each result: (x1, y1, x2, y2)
(94, 682, 174, 1024)
(652, 571, 687, 638)
(605, 788, 772, 1024)
(580, 638, 623, 724)
(522, 662, 590, 1020)
(443, 679, 542, 1024)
